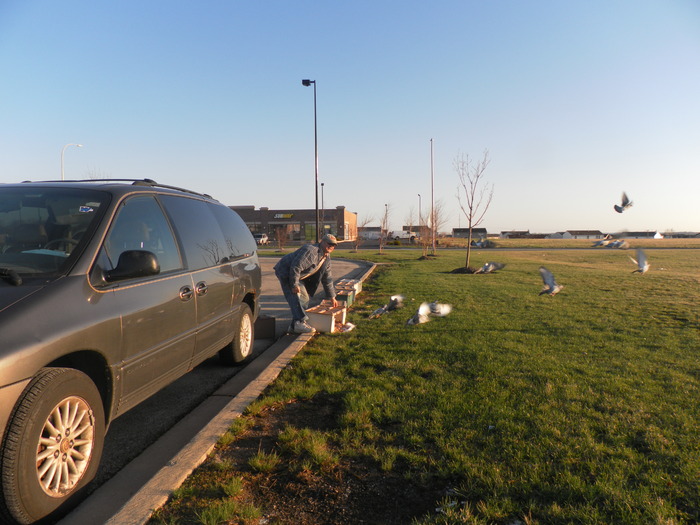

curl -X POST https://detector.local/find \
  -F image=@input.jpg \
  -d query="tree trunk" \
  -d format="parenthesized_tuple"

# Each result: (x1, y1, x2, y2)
(465, 228, 473, 268)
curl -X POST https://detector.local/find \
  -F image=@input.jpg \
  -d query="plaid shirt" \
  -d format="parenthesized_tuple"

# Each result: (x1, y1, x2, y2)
(273, 243, 336, 298)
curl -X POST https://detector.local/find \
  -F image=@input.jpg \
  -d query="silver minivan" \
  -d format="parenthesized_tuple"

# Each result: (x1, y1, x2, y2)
(0, 180, 261, 524)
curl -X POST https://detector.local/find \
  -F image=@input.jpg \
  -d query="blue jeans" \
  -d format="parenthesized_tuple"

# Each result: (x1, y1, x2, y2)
(276, 273, 317, 323)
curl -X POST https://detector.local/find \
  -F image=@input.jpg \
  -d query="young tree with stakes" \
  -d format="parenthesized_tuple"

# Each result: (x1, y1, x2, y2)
(379, 203, 391, 255)
(274, 226, 289, 251)
(353, 214, 375, 252)
(455, 150, 493, 270)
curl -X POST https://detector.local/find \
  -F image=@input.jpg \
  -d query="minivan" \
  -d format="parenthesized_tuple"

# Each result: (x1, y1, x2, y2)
(0, 179, 261, 524)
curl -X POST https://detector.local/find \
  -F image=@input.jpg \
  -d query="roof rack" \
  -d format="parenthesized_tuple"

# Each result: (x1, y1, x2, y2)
(21, 178, 214, 200)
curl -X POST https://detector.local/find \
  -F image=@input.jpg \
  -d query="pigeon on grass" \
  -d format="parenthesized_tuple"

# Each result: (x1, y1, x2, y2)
(630, 249, 650, 274)
(369, 305, 388, 319)
(407, 300, 453, 325)
(474, 262, 506, 274)
(369, 294, 404, 319)
(388, 295, 404, 310)
(428, 301, 452, 317)
(406, 302, 431, 325)
(614, 192, 633, 213)
(539, 266, 563, 296)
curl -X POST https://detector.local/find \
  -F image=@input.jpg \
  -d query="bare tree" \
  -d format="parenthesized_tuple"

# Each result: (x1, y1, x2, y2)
(273, 226, 289, 251)
(432, 199, 450, 244)
(403, 207, 418, 245)
(455, 150, 493, 269)
(404, 207, 416, 232)
(352, 214, 375, 252)
(418, 199, 449, 255)
(379, 203, 391, 255)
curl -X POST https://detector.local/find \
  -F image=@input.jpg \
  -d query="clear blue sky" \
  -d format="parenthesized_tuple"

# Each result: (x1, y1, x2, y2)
(2, 0, 699, 234)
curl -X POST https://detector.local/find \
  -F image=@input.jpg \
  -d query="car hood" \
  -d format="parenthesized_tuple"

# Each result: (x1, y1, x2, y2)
(0, 283, 46, 313)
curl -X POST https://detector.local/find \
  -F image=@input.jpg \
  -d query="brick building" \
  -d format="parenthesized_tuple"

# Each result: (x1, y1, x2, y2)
(231, 206, 357, 242)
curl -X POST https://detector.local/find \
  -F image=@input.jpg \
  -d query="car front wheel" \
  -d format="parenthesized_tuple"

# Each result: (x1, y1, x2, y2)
(0, 367, 105, 525)
(219, 304, 254, 365)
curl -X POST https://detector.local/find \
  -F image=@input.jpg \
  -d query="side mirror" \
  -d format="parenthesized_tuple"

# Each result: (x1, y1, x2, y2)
(105, 250, 160, 282)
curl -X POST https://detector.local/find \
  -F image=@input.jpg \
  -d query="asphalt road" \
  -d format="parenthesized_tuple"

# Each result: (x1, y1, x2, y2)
(55, 255, 369, 523)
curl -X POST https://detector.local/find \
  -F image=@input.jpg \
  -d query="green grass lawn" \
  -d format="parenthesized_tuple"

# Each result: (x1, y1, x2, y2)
(153, 247, 700, 524)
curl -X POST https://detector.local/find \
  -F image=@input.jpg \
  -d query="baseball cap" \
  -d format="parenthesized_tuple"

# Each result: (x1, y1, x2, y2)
(321, 234, 338, 245)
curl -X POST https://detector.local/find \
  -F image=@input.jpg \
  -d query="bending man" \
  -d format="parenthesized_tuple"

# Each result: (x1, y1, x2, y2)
(274, 234, 339, 334)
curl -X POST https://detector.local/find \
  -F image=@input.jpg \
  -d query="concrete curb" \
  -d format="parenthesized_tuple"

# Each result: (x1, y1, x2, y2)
(59, 260, 377, 525)
(60, 333, 313, 525)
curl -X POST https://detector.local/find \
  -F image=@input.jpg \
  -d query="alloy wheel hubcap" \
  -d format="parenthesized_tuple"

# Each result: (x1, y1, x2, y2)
(240, 315, 253, 357)
(36, 396, 95, 497)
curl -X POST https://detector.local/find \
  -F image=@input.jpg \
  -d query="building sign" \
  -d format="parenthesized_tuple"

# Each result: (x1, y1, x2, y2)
(274, 213, 294, 219)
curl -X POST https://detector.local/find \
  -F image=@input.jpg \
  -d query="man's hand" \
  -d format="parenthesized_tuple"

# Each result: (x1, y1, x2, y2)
(292, 285, 300, 294)
(331, 297, 339, 308)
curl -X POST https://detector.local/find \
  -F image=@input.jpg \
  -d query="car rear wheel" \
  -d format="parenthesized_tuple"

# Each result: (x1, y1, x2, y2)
(219, 304, 254, 365)
(0, 368, 105, 525)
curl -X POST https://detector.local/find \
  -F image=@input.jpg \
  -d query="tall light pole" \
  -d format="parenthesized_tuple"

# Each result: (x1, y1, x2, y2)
(302, 79, 320, 242)
(320, 182, 325, 233)
(430, 138, 436, 254)
(384, 203, 388, 244)
(61, 143, 83, 180)
(417, 193, 421, 228)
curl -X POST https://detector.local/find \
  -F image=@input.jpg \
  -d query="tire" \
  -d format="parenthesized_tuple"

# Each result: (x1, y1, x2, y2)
(219, 304, 254, 365)
(0, 368, 105, 525)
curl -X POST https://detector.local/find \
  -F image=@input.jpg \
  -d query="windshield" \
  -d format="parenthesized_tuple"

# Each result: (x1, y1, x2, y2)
(0, 187, 109, 278)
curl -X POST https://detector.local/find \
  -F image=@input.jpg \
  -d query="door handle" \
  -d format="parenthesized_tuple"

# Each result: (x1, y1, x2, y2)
(179, 286, 193, 301)
(195, 281, 208, 296)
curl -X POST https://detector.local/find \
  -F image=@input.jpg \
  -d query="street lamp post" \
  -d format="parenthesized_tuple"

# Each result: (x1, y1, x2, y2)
(384, 203, 388, 247)
(430, 138, 436, 254)
(302, 79, 320, 242)
(321, 182, 325, 233)
(61, 143, 83, 180)
(417, 193, 422, 228)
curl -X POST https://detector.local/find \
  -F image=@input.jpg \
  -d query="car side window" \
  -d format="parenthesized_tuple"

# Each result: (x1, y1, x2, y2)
(208, 203, 257, 258)
(158, 195, 230, 271)
(102, 195, 182, 273)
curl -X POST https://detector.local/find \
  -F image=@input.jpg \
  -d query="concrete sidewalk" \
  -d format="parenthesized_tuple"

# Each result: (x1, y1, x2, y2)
(59, 256, 375, 525)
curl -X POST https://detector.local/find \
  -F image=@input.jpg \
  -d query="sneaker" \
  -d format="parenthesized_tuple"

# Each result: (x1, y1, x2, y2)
(292, 320, 316, 334)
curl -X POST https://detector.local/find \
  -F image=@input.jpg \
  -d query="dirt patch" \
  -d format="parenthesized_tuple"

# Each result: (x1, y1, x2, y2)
(215, 393, 444, 524)
(449, 266, 478, 274)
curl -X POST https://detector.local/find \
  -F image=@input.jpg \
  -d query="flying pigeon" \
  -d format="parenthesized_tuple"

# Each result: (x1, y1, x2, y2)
(630, 249, 650, 274)
(539, 266, 563, 296)
(474, 261, 506, 274)
(406, 302, 431, 325)
(428, 300, 452, 317)
(609, 239, 629, 249)
(614, 192, 633, 213)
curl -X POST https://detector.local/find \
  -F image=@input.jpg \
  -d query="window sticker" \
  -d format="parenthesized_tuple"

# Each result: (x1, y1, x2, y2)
(79, 205, 94, 213)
